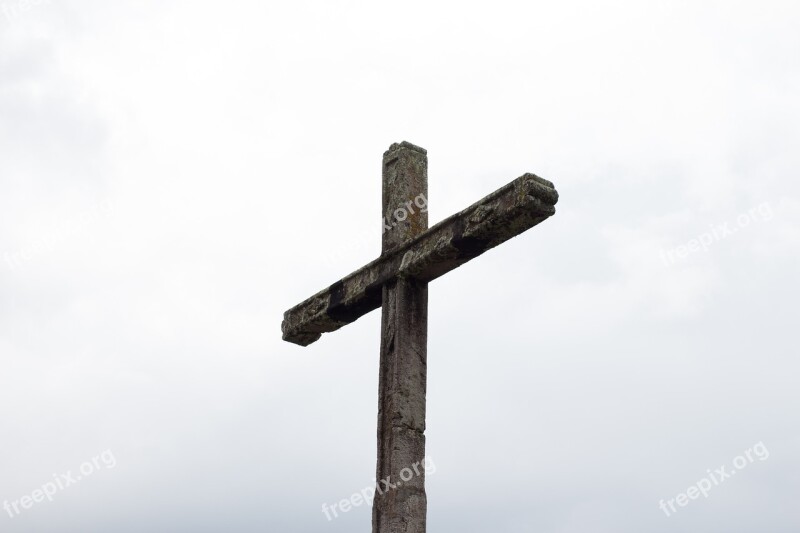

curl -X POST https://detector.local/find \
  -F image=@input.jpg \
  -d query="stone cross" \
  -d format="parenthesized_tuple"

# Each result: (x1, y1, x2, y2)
(282, 141, 558, 532)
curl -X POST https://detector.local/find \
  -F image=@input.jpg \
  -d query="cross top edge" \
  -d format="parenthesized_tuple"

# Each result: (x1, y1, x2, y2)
(384, 141, 427, 158)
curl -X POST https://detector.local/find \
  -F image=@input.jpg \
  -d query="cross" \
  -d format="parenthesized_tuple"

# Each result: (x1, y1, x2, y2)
(282, 141, 558, 532)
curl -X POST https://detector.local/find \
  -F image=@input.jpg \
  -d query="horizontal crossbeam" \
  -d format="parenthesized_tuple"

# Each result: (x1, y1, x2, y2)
(282, 173, 559, 346)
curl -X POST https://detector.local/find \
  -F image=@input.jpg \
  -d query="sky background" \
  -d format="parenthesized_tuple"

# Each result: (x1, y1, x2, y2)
(1, 1, 798, 531)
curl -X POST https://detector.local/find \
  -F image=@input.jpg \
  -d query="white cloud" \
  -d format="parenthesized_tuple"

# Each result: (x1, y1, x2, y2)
(1, 1, 798, 531)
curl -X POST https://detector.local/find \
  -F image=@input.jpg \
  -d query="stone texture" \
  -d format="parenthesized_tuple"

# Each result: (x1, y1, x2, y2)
(282, 171, 558, 346)
(373, 279, 428, 533)
(373, 143, 428, 533)
(280, 141, 560, 533)
(382, 141, 428, 253)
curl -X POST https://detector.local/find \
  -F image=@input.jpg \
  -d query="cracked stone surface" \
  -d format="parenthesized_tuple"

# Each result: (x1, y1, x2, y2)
(281, 141, 559, 533)
(282, 169, 558, 347)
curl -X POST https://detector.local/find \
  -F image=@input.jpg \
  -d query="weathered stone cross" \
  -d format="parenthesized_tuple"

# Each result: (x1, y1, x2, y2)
(282, 141, 558, 532)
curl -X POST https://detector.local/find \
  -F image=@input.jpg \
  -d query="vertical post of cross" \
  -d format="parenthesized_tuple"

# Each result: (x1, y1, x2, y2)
(372, 142, 429, 533)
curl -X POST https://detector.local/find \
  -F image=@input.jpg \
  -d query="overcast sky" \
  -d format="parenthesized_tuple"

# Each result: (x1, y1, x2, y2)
(1, 1, 798, 531)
